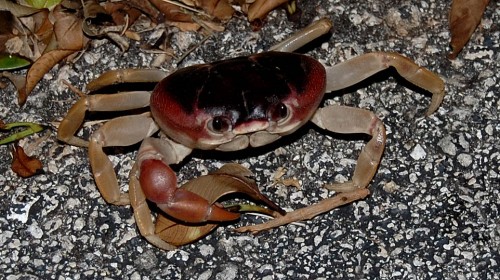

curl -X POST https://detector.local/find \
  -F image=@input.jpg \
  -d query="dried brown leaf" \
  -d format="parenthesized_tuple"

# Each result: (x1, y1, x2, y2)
(0, 11, 15, 53)
(81, 0, 130, 50)
(32, 9, 53, 46)
(119, 0, 161, 23)
(53, 7, 87, 50)
(194, 0, 233, 21)
(248, 0, 288, 22)
(168, 21, 202, 32)
(0, 0, 41, 17)
(81, 0, 120, 37)
(155, 163, 284, 246)
(448, 0, 490, 59)
(149, 0, 202, 31)
(82, 0, 107, 21)
(19, 49, 75, 105)
(150, 0, 193, 23)
(155, 215, 217, 246)
(103, 2, 143, 26)
(11, 144, 43, 177)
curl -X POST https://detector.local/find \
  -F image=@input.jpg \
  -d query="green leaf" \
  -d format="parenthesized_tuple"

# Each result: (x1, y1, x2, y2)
(0, 53, 31, 70)
(0, 122, 46, 145)
(24, 0, 61, 9)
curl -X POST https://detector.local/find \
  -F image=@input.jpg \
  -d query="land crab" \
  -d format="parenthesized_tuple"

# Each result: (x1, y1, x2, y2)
(57, 19, 445, 250)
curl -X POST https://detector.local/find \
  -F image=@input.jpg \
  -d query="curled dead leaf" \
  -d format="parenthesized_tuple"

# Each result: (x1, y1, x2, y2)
(155, 163, 284, 246)
(150, 0, 197, 31)
(81, 0, 115, 37)
(103, 2, 143, 27)
(82, 0, 129, 51)
(82, 0, 110, 25)
(32, 9, 54, 47)
(114, 0, 161, 23)
(148, 0, 234, 31)
(19, 49, 75, 105)
(52, 4, 87, 50)
(11, 144, 43, 177)
(248, 0, 288, 22)
(0, 0, 41, 17)
(192, 0, 234, 21)
(448, 0, 490, 59)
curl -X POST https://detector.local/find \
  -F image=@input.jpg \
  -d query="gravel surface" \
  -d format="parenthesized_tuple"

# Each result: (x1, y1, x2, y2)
(1, 0, 499, 279)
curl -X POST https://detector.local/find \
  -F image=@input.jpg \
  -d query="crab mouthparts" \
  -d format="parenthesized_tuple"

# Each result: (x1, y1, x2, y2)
(232, 120, 270, 135)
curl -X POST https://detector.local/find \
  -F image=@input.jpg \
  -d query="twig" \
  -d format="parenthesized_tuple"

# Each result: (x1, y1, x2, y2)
(175, 34, 211, 65)
(160, 0, 208, 17)
(62, 80, 85, 98)
(234, 188, 370, 234)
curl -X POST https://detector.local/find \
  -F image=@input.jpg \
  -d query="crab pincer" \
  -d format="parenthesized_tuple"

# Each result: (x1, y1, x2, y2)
(139, 158, 240, 223)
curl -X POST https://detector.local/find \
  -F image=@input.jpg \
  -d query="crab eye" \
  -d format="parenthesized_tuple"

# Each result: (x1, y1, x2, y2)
(208, 116, 232, 133)
(269, 103, 289, 123)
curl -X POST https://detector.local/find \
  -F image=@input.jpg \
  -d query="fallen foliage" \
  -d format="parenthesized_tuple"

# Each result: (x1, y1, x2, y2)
(1, 120, 46, 177)
(11, 143, 43, 177)
(448, 0, 491, 59)
(155, 163, 285, 246)
(0, 121, 46, 145)
(1, 0, 295, 105)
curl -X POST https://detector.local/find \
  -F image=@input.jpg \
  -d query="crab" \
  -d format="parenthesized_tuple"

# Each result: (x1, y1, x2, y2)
(57, 19, 445, 250)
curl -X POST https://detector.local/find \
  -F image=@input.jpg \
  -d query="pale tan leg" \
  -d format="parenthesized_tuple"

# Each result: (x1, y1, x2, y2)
(58, 68, 166, 147)
(325, 52, 445, 116)
(89, 114, 159, 205)
(312, 105, 386, 191)
(269, 18, 332, 52)
(236, 105, 385, 233)
(86, 69, 167, 91)
(58, 98, 89, 147)
(57, 91, 151, 147)
(129, 137, 192, 250)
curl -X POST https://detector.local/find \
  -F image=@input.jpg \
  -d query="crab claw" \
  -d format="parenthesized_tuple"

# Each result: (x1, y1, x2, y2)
(139, 159, 240, 223)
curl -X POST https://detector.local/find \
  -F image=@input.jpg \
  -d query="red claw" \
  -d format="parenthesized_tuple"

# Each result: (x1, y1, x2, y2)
(139, 159, 177, 204)
(140, 159, 240, 223)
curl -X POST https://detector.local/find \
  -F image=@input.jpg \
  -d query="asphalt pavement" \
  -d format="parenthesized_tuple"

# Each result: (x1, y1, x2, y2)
(1, 0, 499, 279)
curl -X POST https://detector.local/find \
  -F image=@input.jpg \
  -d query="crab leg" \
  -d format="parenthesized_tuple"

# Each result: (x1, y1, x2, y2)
(312, 106, 386, 191)
(88, 113, 159, 205)
(236, 105, 385, 233)
(86, 69, 167, 91)
(325, 52, 445, 115)
(270, 18, 332, 52)
(58, 69, 166, 147)
(129, 137, 241, 250)
(270, 22, 444, 115)
(57, 91, 151, 147)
